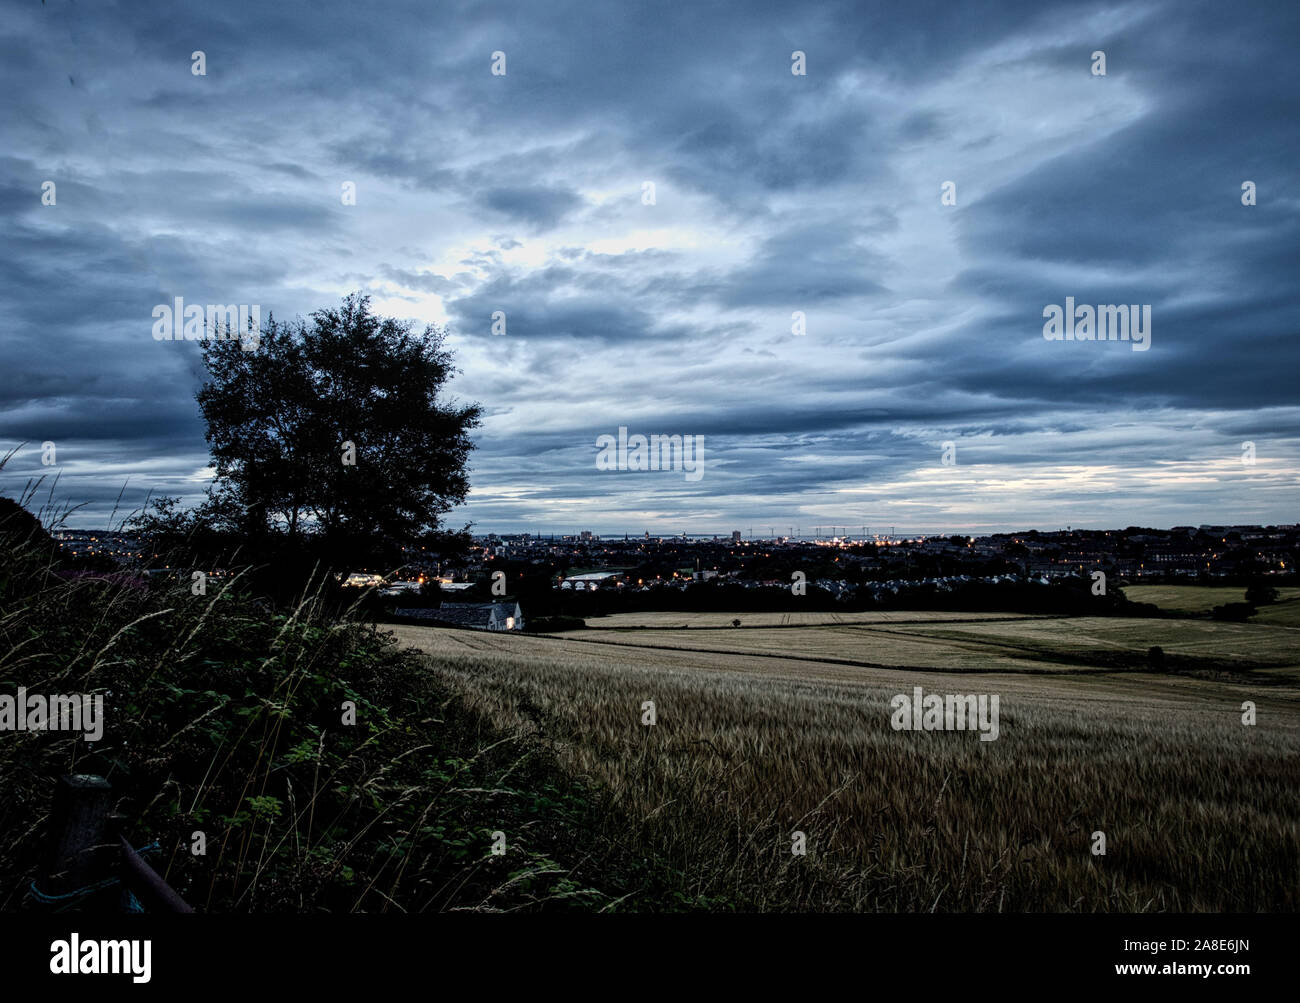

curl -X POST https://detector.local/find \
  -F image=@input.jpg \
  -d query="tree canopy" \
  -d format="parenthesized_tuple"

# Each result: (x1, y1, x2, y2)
(195, 293, 481, 562)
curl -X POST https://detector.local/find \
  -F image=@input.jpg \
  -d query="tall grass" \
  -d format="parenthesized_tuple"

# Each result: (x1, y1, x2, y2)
(0, 482, 650, 913)
(409, 635, 1300, 912)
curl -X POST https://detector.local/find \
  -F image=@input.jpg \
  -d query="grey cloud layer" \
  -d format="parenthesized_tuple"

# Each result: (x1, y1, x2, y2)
(1, 0, 1297, 532)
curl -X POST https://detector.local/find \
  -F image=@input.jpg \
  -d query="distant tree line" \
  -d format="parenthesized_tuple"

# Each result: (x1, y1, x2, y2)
(499, 577, 1166, 621)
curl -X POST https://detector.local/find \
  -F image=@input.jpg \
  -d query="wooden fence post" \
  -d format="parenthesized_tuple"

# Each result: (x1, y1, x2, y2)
(44, 774, 113, 896)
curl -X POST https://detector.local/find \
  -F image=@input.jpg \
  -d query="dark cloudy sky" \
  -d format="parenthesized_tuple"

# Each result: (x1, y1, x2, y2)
(3, 0, 1297, 535)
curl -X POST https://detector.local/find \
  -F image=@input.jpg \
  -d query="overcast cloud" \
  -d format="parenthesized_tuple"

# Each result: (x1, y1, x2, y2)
(2, 0, 1297, 534)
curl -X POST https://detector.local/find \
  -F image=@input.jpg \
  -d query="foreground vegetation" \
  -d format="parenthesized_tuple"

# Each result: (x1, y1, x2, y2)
(0, 503, 690, 913)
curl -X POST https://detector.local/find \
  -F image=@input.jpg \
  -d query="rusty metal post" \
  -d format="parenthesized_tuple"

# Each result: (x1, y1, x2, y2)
(119, 836, 194, 913)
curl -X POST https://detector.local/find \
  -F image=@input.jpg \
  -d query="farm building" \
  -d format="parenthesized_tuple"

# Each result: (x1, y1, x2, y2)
(560, 571, 623, 590)
(392, 601, 524, 632)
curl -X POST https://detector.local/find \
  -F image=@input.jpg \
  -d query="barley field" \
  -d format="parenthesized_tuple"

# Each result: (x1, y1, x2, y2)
(1254, 602, 1300, 629)
(387, 614, 1300, 912)
(562, 614, 1300, 674)
(1123, 584, 1300, 614)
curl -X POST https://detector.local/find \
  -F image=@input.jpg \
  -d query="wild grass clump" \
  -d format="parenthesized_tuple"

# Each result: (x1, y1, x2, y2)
(0, 490, 666, 913)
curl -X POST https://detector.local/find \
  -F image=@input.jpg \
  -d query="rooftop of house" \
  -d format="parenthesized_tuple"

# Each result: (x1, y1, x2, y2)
(393, 601, 520, 629)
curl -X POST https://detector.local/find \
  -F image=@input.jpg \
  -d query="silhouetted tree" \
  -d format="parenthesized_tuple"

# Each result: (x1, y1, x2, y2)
(196, 293, 481, 566)
(1245, 581, 1279, 606)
